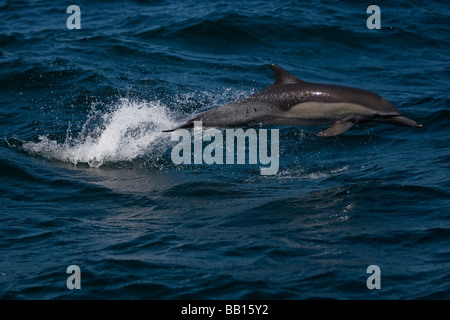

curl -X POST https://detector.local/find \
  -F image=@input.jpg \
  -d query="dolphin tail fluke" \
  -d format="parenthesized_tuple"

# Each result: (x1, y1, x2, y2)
(317, 120, 355, 137)
(162, 121, 194, 132)
(383, 116, 423, 128)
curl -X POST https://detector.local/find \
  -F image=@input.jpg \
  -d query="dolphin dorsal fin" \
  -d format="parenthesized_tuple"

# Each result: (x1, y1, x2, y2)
(270, 64, 304, 85)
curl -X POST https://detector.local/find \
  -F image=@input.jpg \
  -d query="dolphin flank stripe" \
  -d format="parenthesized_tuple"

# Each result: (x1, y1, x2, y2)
(164, 64, 422, 136)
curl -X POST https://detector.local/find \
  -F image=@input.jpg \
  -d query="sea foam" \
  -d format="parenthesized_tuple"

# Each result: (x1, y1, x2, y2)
(23, 98, 179, 167)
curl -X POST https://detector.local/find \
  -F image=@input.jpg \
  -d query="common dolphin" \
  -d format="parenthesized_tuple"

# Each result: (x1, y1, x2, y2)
(165, 64, 422, 136)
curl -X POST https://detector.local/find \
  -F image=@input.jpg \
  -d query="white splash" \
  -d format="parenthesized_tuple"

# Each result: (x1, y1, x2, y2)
(23, 98, 179, 167)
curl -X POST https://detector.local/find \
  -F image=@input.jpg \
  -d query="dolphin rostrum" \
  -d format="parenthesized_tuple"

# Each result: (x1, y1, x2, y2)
(164, 64, 422, 136)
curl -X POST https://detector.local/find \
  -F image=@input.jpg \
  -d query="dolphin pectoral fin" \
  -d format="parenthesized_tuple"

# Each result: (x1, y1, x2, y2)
(317, 120, 355, 137)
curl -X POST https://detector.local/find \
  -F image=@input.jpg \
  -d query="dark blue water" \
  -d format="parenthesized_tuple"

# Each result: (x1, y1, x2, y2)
(1, 0, 449, 299)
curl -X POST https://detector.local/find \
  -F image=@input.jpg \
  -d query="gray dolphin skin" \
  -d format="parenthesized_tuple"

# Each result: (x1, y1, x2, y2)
(165, 64, 422, 136)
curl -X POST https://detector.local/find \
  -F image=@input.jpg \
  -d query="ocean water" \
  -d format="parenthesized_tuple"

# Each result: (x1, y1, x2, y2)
(1, 0, 449, 300)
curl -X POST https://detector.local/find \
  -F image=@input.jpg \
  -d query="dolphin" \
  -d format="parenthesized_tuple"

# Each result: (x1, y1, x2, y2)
(164, 64, 422, 136)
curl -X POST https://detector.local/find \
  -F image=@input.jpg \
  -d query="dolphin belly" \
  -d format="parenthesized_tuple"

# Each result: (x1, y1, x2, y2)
(273, 101, 380, 125)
